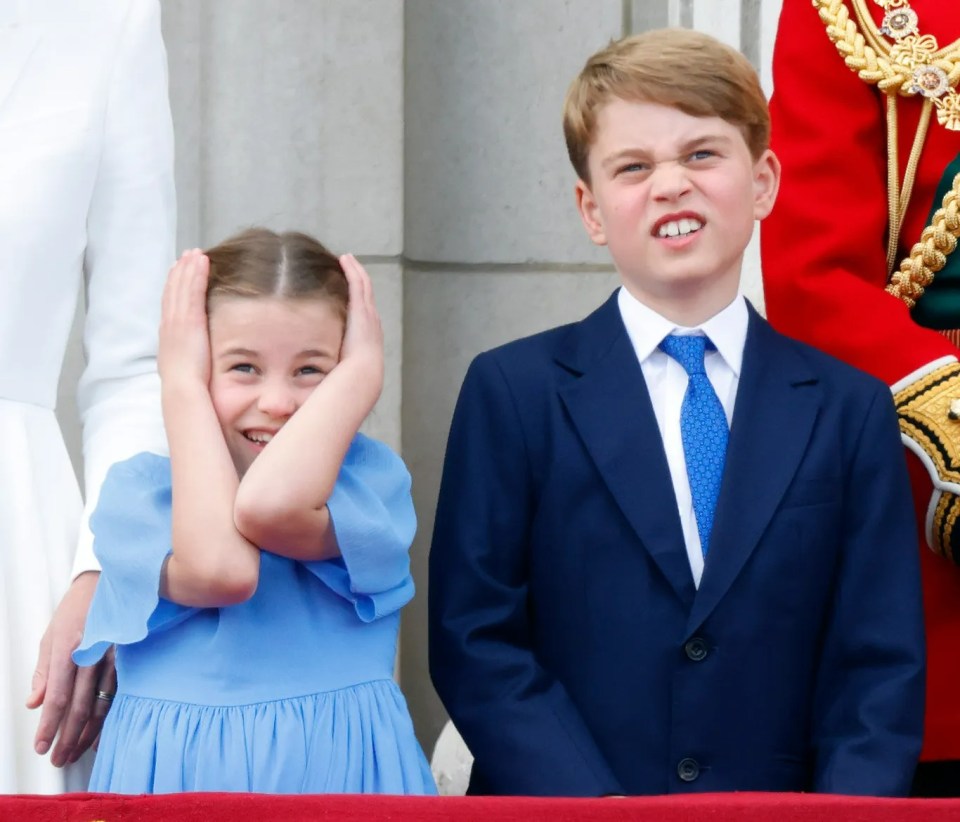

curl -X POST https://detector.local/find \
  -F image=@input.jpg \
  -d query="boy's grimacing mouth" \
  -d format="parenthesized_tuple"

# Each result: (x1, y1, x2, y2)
(652, 211, 705, 239)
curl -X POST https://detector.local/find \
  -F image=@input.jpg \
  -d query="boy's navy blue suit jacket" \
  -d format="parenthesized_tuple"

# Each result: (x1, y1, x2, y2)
(429, 290, 925, 797)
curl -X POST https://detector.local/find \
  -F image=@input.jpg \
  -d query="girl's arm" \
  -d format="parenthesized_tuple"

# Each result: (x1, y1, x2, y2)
(233, 255, 383, 561)
(159, 250, 260, 606)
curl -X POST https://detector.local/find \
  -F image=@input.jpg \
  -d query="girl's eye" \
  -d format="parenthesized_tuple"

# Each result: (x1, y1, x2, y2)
(297, 365, 325, 377)
(231, 363, 256, 374)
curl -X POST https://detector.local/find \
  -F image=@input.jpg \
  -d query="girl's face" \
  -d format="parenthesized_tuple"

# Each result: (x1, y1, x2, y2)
(208, 295, 345, 476)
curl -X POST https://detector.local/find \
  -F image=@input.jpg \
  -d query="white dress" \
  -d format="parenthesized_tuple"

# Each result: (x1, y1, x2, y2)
(0, 0, 174, 793)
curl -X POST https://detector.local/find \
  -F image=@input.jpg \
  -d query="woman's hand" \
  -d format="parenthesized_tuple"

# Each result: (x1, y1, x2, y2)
(338, 254, 384, 401)
(25, 572, 115, 766)
(159, 249, 211, 390)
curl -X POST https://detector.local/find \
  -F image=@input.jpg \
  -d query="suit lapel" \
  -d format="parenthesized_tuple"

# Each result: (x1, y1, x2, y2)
(0, 3, 41, 115)
(686, 308, 821, 634)
(558, 292, 696, 608)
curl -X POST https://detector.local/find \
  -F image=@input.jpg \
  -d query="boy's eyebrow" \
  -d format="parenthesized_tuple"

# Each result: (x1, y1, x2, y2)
(601, 134, 733, 169)
(678, 134, 733, 151)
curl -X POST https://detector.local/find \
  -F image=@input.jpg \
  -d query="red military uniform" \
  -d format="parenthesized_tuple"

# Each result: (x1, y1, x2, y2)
(762, 0, 960, 768)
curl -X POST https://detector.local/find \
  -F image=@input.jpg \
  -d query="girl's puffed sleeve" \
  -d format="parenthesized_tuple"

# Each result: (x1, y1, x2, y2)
(303, 434, 417, 623)
(73, 452, 197, 666)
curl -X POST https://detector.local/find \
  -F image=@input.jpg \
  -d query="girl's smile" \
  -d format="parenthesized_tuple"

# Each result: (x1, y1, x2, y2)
(207, 295, 344, 476)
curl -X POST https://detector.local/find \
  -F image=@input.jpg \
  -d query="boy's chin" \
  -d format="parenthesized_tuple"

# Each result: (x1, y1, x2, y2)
(626, 270, 735, 296)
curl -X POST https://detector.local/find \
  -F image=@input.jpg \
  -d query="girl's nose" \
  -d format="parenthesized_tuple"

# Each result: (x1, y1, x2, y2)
(257, 382, 297, 418)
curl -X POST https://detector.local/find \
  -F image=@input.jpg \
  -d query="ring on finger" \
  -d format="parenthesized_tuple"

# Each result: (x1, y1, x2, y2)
(95, 691, 115, 703)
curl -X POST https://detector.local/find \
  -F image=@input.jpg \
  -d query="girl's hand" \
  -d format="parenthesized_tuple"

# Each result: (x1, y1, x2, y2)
(338, 254, 384, 393)
(159, 250, 211, 389)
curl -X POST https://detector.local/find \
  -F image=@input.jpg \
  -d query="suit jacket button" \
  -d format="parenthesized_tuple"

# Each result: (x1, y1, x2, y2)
(677, 757, 700, 782)
(684, 637, 708, 662)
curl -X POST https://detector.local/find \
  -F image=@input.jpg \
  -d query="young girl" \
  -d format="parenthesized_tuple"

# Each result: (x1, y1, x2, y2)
(72, 228, 436, 795)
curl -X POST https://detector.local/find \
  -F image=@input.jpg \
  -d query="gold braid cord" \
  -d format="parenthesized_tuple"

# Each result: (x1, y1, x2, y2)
(812, 0, 960, 113)
(814, 0, 911, 93)
(886, 173, 960, 307)
(813, 0, 960, 301)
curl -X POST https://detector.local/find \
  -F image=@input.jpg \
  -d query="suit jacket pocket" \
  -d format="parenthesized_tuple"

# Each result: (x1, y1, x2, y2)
(778, 477, 841, 511)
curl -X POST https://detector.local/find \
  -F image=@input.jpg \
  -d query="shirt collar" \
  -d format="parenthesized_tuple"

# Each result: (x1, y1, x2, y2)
(617, 287, 748, 377)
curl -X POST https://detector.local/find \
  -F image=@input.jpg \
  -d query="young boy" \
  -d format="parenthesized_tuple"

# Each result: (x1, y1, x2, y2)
(428, 28, 925, 797)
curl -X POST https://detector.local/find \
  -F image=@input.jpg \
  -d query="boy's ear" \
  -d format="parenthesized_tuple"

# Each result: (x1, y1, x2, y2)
(752, 149, 781, 221)
(575, 179, 608, 246)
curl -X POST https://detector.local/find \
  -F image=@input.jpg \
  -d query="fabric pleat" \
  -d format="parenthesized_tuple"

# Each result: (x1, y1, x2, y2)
(90, 681, 434, 794)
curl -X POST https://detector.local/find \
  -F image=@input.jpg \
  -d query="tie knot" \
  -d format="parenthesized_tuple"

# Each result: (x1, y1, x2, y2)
(659, 334, 712, 376)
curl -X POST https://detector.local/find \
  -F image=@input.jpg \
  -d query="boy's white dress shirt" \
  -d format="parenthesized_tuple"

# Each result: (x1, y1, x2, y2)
(618, 287, 747, 587)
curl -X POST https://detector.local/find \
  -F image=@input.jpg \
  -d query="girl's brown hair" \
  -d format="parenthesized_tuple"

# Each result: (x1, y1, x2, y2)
(204, 227, 348, 320)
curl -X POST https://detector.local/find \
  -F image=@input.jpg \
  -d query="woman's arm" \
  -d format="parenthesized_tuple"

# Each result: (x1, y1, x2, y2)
(234, 255, 384, 561)
(27, 0, 175, 766)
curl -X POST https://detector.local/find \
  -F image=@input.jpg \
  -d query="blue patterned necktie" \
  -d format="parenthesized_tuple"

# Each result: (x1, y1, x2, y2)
(659, 334, 729, 557)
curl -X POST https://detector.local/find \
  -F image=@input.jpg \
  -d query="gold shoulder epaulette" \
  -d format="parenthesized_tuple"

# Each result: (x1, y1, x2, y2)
(895, 360, 960, 487)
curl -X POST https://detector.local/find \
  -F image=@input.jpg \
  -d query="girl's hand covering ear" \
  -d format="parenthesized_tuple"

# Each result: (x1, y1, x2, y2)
(338, 254, 384, 394)
(159, 249, 212, 389)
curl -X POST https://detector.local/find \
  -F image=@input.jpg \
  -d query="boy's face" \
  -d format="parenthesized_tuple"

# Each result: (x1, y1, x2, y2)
(575, 98, 779, 320)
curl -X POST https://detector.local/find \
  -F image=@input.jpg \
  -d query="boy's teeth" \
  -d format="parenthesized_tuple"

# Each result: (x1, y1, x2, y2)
(658, 218, 702, 238)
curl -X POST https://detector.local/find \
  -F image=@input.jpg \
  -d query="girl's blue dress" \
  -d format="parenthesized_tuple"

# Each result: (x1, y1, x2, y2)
(73, 435, 436, 795)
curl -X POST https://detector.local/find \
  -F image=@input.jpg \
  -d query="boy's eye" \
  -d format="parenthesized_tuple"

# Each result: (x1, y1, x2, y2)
(688, 149, 716, 161)
(618, 162, 650, 174)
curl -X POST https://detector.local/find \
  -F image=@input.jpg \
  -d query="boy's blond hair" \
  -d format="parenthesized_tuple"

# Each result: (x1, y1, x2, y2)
(563, 28, 770, 183)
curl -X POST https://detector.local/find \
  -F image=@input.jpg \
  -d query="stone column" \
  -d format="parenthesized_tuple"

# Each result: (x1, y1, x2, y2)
(162, 0, 405, 449)
(402, 0, 625, 753)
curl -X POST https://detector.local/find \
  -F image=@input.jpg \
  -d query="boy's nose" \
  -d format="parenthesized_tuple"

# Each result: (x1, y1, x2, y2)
(651, 161, 691, 201)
